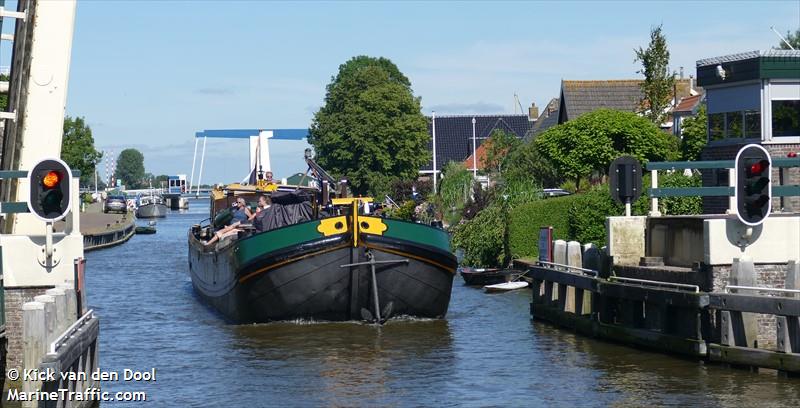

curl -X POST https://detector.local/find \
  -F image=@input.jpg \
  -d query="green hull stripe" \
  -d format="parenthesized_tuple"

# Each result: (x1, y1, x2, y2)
(381, 219, 451, 252)
(236, 221, 324, 265)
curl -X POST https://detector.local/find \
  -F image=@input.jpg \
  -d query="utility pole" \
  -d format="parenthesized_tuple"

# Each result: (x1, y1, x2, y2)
(432, 111, 437, 194)
(472, 117, 477, 179)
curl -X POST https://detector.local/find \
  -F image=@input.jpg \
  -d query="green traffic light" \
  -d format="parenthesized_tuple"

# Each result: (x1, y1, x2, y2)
(745, 177, 770, 195)
(40, 189, 63, 216)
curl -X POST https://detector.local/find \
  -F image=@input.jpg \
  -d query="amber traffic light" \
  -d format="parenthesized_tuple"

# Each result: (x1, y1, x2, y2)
(27, 158, 73, 222)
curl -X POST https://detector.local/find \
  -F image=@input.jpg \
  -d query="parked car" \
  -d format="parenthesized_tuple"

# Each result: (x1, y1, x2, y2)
(104, 195, 127, 213)
(542, 188, 571, 198)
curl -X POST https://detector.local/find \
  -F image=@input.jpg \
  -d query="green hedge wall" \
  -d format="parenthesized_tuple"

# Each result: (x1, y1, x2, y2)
(508, 196, 572, 259)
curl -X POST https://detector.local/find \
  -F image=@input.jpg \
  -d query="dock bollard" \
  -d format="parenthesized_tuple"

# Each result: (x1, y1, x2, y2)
(565, 241, 582, 313)
(33, 295, 56, 346)
(45, 288, 68, 336)
(727, 257, 758, 347)
(22, 301, 46, 407)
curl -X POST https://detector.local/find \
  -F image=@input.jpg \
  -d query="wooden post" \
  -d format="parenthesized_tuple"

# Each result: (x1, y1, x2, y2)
(730, 257, 759, 347)
(777, 260, 800, 354)
(565, 241, 582, 313)
(34, 295, 57, 346)
(45, 288, 68, 336)
(57, 282, 78, 324)
(22, 302, 46, 407)
(552, 240, 567, 302)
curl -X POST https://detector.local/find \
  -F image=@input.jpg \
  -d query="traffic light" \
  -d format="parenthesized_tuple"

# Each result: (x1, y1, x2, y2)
(27, 158, 73, 222)
(735, 144, 772, 226)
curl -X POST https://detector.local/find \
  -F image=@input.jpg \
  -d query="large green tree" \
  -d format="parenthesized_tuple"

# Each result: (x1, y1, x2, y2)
(309, 56, 429, 197)
(115, 148, 145, 189)
(535, 109, 678, 191)
(481, 129, 521, 178)
(635, 24, 674, 124)
(775, 28, 800, 50)
(61, 116, 103, 186)
(679, 104, 707, 161)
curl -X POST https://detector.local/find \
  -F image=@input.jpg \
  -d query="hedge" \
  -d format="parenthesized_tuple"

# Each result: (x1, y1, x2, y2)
(508, 196, 572, 260)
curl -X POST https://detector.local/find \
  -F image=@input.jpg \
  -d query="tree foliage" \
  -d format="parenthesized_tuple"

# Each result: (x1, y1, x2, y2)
(535, 109, 678, 191)
(0, 74, 8, 111)
(503, 140, 564, 188)
(61, 116, 103, 186)
(309, 56, 429, 197)
(482, 129, 521, 177)
(115, 148, 145, 189)
(680, 104, 707, 161)
(439, 161, 472, 224)
(635, 24, 675, 124)
(775, 28, 800, 50)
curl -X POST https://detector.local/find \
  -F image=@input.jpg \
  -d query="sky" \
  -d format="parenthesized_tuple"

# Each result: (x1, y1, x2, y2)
(4, 1, 799, 184)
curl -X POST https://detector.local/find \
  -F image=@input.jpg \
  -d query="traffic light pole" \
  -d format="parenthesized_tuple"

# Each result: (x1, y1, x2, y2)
(45, 221, 54, 266)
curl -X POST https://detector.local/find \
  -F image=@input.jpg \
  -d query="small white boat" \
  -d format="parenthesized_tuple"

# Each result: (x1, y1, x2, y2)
(484, 281, 529, 293)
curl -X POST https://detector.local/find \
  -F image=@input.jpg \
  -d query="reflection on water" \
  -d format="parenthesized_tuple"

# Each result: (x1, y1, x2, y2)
(85, 199, 800, 407)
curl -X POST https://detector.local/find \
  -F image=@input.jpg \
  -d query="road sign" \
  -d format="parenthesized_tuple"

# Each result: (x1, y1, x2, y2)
(609, 156, 643, 206)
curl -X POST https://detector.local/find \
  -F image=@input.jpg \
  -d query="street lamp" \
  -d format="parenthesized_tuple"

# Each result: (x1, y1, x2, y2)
(472, 117, 477, 179)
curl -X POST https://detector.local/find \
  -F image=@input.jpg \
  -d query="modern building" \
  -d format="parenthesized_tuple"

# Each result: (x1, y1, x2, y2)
(696, 50, 800, 213)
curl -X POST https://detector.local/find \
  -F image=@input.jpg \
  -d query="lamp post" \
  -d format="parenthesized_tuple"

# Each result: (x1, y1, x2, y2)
(432, 110, 437, 193)
(472, 117, 477, 179)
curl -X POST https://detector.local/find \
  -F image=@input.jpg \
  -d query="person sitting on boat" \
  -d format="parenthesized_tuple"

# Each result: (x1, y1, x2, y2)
(203, 221, 245, 246)
(251, 195, 273, 232)
(230, 197, 253, 225)
(264, 171, 274, 184)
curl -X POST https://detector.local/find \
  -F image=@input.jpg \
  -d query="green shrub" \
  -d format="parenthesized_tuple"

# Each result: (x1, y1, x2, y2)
(451, 204, 505, 267)
(657, 171, 703, 215)
(508, 196, 572, 259)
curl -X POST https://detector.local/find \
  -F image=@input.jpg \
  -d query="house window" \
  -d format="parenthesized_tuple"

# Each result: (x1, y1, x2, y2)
(709, 113, 724, 141)
(744, 110, 761, 138)
(772, 100, 800, 137)
(708, 110, 762, 141)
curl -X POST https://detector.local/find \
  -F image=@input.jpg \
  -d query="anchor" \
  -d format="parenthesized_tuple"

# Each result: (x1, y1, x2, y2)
(340, 251, 408, 324)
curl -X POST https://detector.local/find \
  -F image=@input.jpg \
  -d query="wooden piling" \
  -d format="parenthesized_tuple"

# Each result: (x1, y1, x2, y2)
(565, 241, 581, 313)
(22, 301, 45, 407)
(778, 260, 800, 355)
(33, 294, 56, 346)
(730, 257, 759, 347)
(552, 240, 566, 302)
(45, 288, 68, 336)
(57, 282, 78, 323)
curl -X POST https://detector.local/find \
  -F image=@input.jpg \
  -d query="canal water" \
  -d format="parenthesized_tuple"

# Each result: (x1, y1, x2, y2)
(86, 199, 800, 407)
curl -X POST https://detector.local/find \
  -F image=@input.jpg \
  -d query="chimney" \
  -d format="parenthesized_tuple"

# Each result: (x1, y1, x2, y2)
(528, 103, 539, 121)
(689, 74, 695, 92)
(679, 66, 684, 79)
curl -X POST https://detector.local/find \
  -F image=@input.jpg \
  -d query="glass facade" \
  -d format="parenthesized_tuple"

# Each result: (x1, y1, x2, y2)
(707, 110, 761, 140)
(772, 100, 800, 137)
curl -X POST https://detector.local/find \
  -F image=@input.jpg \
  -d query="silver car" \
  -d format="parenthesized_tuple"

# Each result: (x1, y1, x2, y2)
(104, 195, 127, 213)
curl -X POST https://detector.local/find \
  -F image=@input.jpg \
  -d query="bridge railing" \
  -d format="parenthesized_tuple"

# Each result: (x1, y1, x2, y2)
(645, 157, 800, 215)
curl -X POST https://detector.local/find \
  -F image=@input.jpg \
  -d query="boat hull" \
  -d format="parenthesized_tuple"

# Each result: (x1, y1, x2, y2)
(136, 203, 167, 218)
(188, 218, 456, 323)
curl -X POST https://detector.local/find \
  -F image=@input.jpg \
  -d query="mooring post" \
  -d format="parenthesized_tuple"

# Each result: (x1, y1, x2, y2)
(565, 241, 582, 313)
(34, 295, 57, 346)
(22, 301, 46, 407)
(45, 288, 68, 336)
(579, 243, 595, 315)
(729, 257, 759, 347)
(777, 260, 800, 355)
(57, 282, 78, 323)
(552, 240, 567, 303)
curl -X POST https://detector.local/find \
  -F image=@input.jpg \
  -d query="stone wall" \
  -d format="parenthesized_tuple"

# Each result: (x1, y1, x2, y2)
(711, 262, 792, 349)
(3, 286, 51, 371)
(764, 143, 800, 214)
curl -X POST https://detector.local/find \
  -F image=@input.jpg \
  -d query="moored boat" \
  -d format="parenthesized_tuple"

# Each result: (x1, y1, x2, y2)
(484, 281, 529, 293)
(460, 267, 523, 286)
(187, 158, 457, 324)
(136, 192, 168, 218)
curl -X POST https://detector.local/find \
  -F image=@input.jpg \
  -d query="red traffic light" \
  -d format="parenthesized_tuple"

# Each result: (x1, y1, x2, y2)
(42, 170, 61, 189)
(747, 159, 769, 177)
